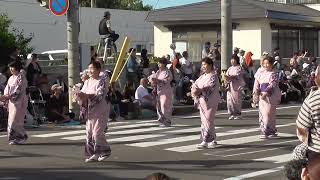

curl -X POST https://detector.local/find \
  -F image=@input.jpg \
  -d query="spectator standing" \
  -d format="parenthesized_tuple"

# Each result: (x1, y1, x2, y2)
(26, 53, 42, 87)
(140, 49, 150, 77)
(126, 48, 139, 89)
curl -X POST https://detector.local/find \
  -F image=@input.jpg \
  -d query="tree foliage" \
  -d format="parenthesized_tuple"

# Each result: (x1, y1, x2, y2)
(0, 13, 33, 65)
(79, 0, 153, 11)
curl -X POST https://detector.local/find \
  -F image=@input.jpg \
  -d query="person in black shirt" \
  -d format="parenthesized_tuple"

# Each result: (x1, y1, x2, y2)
(26, 53, 42, 86)
(108, 82, 123, 122)
(47, 84, 69, 123)
(140, 49, 150, 77)
(98, 11, 119, 44)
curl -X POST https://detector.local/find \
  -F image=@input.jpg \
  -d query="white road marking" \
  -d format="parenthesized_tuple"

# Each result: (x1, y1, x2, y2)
(33, 122, 158, 138)
(254, 153, 292, 163)
(180, 105, 300, 119)
(224, 166, 284, 180)
(165, 133, 294, 153)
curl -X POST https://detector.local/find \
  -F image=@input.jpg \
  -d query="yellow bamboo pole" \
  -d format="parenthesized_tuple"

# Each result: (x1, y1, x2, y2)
(115, 48, 134, 82)
(110, 37, 131, 82)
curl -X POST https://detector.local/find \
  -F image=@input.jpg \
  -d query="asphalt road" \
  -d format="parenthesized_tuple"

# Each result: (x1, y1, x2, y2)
(0, 105, 301, 180)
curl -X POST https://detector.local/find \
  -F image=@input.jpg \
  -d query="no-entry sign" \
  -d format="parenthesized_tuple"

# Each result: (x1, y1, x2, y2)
(49, 0, 69, 16)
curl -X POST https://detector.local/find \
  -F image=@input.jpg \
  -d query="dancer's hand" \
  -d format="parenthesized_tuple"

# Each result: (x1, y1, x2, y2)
(193, 88, 202, 96)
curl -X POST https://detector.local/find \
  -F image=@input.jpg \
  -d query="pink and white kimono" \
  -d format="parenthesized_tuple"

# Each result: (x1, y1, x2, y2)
(4, 71, 28, 144)
(76, 70, 111, 158)
(253, 69, 281, 136)
(226, 65, 245, 117)
(152, 68, 173, 126)
(192, 71, 221, 142)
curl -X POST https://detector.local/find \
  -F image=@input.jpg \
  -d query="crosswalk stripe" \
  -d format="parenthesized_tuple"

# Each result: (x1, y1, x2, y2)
(0, 135, 6, 138)
(32, 130, 87, 138)
(224, 166, 284, 180)
(253, 153, 292, 163)
(127, 122, 294, 148)
(180, 105, 300, 119)
(110, 120, 158, 125)
(165, 133, 295, 153)
(62, 126, 209, 141)
(109, 134, 163, 143)
(33, 122, 158, 138)
(110, 126, 175, 135)
(127, 127, 259, 148)
(62, 126, 175, 140)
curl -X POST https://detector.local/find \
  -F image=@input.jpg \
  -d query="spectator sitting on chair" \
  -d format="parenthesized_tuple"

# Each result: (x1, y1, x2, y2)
(53, 74, 68, 104)
(135, 78, 156, 111)
(108, 82, 123, 122)
(37, 74, 50, 102)
(99, 11, 119, 52)
(47, 84, 71, 123)
(121, 82, 137, 118)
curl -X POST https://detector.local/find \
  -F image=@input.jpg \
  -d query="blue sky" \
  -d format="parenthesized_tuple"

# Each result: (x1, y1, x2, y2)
(143, 0, 207, 9)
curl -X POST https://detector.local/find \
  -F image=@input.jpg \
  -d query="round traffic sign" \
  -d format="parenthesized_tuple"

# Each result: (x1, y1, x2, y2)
(49, 0, 69, 16)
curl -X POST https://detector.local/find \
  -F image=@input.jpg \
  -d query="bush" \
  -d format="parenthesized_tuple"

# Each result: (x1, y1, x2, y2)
(0, 13, 33, 65)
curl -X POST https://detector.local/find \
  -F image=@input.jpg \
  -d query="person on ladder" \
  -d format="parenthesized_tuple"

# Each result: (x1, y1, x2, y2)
(99, 11, 119, 53)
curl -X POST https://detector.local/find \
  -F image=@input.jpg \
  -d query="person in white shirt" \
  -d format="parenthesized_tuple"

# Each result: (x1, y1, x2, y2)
(135, 78, 155, 111)
(202, 42, 211, 59)
(169, 43, 176, 63)
(179, 51, 193, 79)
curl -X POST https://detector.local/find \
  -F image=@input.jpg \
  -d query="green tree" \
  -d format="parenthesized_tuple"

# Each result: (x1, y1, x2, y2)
(0, 13, 33, 65)
(79, 0, 153, 11)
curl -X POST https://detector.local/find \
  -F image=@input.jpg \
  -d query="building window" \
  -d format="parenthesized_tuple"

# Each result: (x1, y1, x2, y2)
(136, 44, 146, 53)
(272, 29, 318, 57)
(173, 31, 220, 62)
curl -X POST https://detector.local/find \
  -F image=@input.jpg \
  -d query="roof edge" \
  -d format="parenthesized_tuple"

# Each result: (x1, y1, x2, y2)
(267, 10, 320, 23)
(151, 0, 210, 12)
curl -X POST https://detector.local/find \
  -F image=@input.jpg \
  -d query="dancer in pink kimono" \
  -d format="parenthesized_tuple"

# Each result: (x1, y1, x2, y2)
(74, 61, 111, 162)
(192, 57, 221, 149)
(149, 58, 173, 127)
(0, 61, 28, 145)
(252, 55, 267, 108)
(253, 56, 281, 139)
(225, 55, 245, 120)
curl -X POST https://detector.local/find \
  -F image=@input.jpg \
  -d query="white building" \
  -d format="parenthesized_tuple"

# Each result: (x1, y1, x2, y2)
(0, 0, 154, 53)
(147, 0, 320, 61)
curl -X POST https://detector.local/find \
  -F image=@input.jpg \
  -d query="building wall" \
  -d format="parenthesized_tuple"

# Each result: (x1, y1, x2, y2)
(0, 0, 154, 53)
(309, 4, 320, 56)
(154, 25, 172, 57)
(233, 19, 271, 59)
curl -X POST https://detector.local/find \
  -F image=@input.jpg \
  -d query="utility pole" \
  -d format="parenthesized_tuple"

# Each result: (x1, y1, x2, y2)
(91, 0, 96, 8)
(221, 0, 232, 73)
(67, 0, 80, 115)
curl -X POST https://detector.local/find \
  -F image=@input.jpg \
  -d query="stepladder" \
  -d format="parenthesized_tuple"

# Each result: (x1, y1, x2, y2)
(96, 35, 117, 64)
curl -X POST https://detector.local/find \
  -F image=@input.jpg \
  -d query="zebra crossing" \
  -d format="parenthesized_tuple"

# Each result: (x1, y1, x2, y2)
(27, 120, 298, 165)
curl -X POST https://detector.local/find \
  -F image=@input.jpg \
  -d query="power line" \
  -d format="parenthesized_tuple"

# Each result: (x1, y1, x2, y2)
(144, 0, 159, 22)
